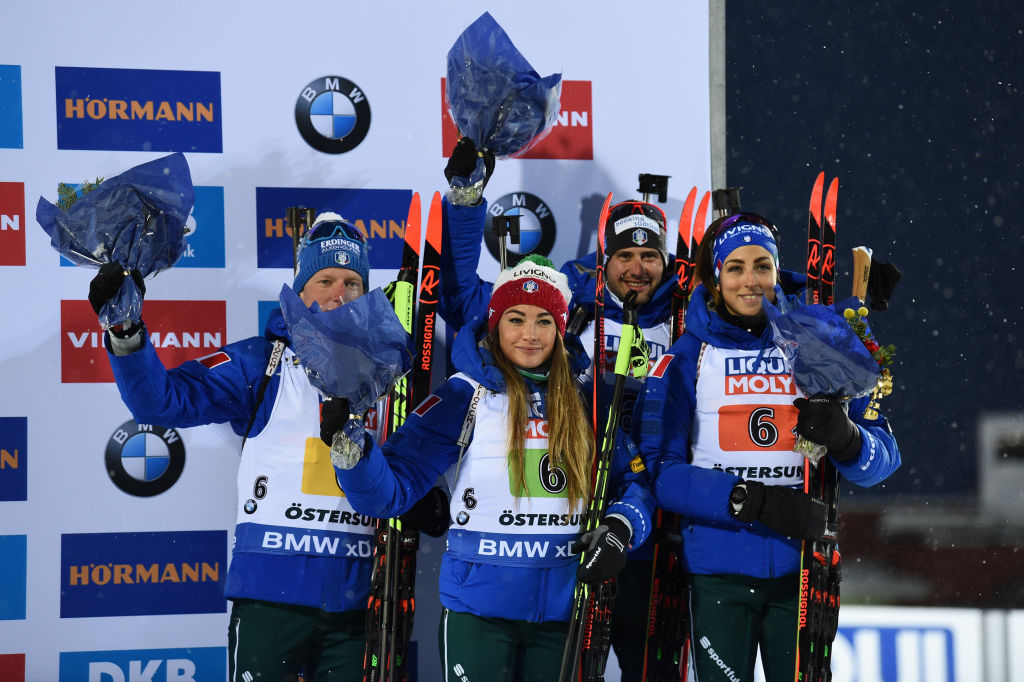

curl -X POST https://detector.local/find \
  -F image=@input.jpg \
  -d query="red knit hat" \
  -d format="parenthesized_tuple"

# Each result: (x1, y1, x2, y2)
(488, 255, 573, 336)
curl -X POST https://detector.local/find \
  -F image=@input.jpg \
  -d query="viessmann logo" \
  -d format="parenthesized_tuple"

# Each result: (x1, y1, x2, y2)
(55, 66, 222, 152)
(0, 182, 25, 266)
(441, 79, 593, 160)
(60, 530, 227, 618)
(60, 300, 226, 383)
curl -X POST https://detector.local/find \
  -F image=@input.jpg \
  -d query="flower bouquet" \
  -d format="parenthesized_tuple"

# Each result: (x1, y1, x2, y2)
(35, 152, 194, 329)
(278, 285, 413, 414)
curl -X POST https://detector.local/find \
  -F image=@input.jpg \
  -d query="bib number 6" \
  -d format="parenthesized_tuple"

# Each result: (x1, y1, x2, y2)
(538, 452, 567, 494)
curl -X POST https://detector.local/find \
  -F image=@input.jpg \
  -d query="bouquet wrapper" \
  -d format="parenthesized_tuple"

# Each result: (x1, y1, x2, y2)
(764, 296, 880, 462)
(35, 152, 195, 329)
(279, 286, 413, 415)
(445, 11, 562, 186)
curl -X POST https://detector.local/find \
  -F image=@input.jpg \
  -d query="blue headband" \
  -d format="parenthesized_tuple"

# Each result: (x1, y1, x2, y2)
(712, 221, 779, 280)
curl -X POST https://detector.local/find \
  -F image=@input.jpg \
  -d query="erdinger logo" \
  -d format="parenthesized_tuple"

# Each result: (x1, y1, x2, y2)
(295, 76, 371, 154)
(484, 193, 557, 263)
(105, 420, 186, 497)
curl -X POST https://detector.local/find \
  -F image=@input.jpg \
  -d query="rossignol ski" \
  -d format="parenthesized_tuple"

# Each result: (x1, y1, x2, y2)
(795, 174, 842, 682)
(364, 191, 443, 682)
(640, 186, 710, 682)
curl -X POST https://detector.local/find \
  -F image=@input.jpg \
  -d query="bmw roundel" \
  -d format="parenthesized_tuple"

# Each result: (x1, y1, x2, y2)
(295, 76, 371, 154)
(484, 192, 557, 263)
(105, 420, 186, 497)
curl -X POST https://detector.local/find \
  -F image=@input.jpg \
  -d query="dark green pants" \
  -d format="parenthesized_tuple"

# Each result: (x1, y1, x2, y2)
(228, 598, 365, 682)
(689, 573, 799, 682)
(610, 559, 653, 682)
(439, 608, 569, 682)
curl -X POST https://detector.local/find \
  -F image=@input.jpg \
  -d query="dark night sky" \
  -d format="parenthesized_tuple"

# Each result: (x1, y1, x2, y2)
(725, 2, 1023, 498)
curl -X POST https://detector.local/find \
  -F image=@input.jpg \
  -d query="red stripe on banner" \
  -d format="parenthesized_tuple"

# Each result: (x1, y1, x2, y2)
(648, 354, 674, 379)
(197, 351, 230, 369)
(412, 394, 441, 417)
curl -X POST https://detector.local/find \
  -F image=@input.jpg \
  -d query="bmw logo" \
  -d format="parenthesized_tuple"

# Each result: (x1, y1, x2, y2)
(295, 76, 371, 154)
(484, 193, 557, 263)
(105, 420, 186, 497)
(456, 511, 470, 526)
(244, 499, 258, 514)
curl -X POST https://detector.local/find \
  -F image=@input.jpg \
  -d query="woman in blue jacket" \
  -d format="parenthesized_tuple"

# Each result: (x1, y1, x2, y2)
(324, 255, 654, 682)
(634, 214, 901, 682)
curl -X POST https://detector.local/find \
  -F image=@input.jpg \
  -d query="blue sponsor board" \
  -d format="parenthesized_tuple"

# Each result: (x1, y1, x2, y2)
(0, 535, 27, 620)
(176, 186, 225, 268)
(60, 530, 227, 618)
(0, 65, 23, 149)
(837, 624, 956, 682)
(255, 187, 411, 270)
(55, 66, 222, 152)
(60, 647, 226, 682)
(0, 417, 26, 502)
(258, 300, 277, 336)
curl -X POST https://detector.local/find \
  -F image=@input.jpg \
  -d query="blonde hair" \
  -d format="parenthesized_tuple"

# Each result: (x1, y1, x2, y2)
(489, 330, 594, 511)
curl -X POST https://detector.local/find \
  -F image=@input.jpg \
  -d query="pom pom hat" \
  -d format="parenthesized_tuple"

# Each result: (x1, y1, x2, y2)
(293, 212, 370, 293)
(488, 254, 573, 336)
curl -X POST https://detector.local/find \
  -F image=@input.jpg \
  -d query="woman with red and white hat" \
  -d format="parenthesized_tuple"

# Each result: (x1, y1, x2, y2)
(323, 254, 654, 681)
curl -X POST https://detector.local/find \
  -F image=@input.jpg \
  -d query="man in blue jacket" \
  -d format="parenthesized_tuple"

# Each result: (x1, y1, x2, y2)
(91, 214, 375, 682)
(438, 138, 677, 681)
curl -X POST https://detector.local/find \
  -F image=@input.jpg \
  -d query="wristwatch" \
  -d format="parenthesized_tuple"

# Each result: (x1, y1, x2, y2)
(728, 483, 748, 517)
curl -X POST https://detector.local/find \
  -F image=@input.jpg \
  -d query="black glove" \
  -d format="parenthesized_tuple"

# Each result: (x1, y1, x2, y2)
(866, 259, 901, 311)
(729, 480, 826, 540)
(573, 516, 631, 585)
(444, 137, 495, 189)
(794, 394, 861, 463)
(320, 398, 352, 447)
(400, 487, 450, 537)
(89, 262, 146, 315)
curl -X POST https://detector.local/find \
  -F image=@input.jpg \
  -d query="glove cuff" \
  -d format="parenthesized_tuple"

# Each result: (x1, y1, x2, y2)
(728, 480, 765, 524)
(830, 423, 863, 463)
(603, 514, 632, 544)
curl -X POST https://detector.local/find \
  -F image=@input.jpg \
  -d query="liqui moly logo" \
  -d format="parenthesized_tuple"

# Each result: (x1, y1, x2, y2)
(61, 300, 226, 383)
(441, 79, 593, 160)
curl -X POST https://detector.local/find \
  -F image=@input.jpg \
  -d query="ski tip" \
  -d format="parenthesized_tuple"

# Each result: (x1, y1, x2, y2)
(597, 192, 613, 252)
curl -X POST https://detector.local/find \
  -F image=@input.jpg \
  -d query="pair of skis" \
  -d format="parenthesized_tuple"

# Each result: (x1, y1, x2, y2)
(363, 191, 443, 682)
(795, 173, 842, 682)
(560, 193, 650, 682)
(639, 186, 711, 682)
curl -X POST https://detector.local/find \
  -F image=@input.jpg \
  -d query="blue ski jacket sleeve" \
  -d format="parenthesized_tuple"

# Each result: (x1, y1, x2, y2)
(438, 196, 492, 330)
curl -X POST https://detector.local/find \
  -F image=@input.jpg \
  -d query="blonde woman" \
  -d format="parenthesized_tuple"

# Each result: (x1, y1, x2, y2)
(325, 255, 653, 682)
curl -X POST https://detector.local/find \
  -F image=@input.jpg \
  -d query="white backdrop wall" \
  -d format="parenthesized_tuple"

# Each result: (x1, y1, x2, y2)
(0, 2, 712, 681)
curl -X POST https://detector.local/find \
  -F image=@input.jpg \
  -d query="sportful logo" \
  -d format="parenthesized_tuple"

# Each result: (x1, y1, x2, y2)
(55, 66, 222, 152)
(441, 79, 593, 160)
(60, 300, 226, 383)
(0, 182, 25, 266)
(295, 76, 371, 154)
(60, 530, 227, 618)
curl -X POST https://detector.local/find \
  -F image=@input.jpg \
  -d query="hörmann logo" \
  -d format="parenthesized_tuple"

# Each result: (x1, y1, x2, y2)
(61, 300, 226, 383)
(55, 66, 222, 152)
(295, 76, 371, 154)
(60, 530, 227, 617)
(442, 79, 593, 160)
(105, 420, 186, 497)
(484, 193, 557, 263)
(59, 647, 226, 682)
(0, 182, 25, 266)
(255, 187, 411, 270)
(0, 417, 27, 503)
